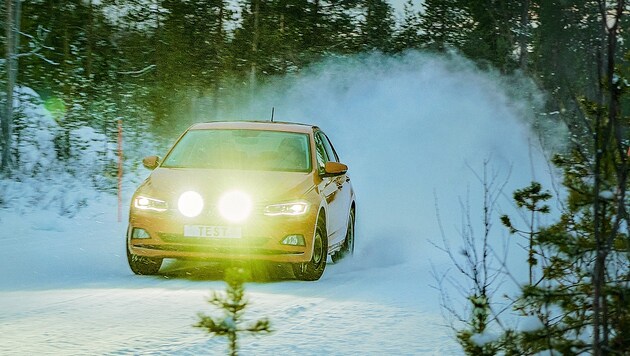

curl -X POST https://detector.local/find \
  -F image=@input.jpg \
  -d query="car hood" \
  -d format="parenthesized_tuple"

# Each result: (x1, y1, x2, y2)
(137, 168, 317, 204)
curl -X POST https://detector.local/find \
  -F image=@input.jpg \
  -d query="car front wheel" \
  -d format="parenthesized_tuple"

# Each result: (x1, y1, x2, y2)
(293, 216, 327, 281)
(126, 228, 162, 275)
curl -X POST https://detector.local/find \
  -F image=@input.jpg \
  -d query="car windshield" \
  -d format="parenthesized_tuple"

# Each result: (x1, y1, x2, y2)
(161, 129, 312, 172)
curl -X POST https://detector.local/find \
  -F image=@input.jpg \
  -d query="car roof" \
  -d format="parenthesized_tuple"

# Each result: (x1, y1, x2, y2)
(189, 121, 319, 134)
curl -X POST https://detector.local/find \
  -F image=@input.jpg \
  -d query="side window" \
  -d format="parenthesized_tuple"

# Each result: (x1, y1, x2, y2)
(313, 132, 329, 173)
(320, 132, 340, 163)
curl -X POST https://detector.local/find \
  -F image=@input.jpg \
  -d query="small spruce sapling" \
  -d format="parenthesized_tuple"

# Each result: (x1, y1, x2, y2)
(500, 181, 552, 285)
(195, 267, 272, 356)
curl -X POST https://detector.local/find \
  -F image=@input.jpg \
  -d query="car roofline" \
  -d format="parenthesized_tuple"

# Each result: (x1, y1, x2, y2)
(188, 121, 319, 134)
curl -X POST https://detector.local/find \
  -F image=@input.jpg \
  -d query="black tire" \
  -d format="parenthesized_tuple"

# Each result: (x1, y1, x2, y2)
(293, 215, 327, 281)
(126, 228, 162, 275)
(332, 208, 355, 264)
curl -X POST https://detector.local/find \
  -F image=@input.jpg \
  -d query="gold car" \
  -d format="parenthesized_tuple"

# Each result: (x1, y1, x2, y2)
(126, 121, 355, 280)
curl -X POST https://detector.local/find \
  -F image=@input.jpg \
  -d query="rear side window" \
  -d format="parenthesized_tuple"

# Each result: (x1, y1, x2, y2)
(314, 130, 341, 175)
(319, 132, 340, 163)
(313, 132, 329, 173)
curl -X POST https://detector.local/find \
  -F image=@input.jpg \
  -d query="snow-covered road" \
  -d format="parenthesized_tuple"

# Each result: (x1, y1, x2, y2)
(0, 204, 459, 355)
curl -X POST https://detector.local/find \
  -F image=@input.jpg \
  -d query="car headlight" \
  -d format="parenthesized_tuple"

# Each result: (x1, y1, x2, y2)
(178, 191, 204, 218)
(134, 196, 168, 212)
(218, 190, 253, 223)
(264, 201, 309, 216)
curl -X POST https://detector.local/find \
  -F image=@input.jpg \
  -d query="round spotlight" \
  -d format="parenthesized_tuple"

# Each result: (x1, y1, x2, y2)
(218, 190, 253, 223)
(178, 191, 204, 217)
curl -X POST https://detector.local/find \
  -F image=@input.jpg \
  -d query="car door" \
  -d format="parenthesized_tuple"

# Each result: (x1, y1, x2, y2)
(314, 130, 352, 247)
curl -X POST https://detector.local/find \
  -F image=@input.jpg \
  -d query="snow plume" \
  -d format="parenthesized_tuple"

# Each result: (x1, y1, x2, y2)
(217, 51, 563, 271)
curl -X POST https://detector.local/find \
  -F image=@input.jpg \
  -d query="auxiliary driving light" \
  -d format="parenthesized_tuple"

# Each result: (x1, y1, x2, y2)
(131, 228, 151, 239)
(178, 191, 204, 218)
(218, 190, 253, 223)
(281, 234, 305, 246)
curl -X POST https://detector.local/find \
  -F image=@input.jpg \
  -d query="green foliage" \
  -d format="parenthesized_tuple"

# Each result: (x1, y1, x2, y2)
(608, 285, 630, 351)
(512, 182, 552, 213)
(12, 0, 626, 144)
(8, 0, 628, 137)
(358, 0, 395, 52)
(391, 0, 421, 52)
(501, 181, 552, 285)
(418, 0, 473, 52)
(195, 268, 272, 356)
(490, 180, 595, 354)
(457, 329, 498, 356)
(489, 126, 629, 354)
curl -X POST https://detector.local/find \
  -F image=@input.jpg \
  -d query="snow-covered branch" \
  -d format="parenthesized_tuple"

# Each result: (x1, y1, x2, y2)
(15, 26, 58, 65)
(117, 65, 156, 77)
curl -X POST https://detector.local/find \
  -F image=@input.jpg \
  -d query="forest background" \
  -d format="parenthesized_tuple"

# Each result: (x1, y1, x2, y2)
(3, 0, 627, 164)
(2, 0, 630, 354)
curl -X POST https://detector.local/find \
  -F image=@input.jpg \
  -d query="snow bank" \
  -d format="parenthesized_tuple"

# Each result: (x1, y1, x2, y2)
(0, 87, 118, 216)
(13, 86, 59, 173)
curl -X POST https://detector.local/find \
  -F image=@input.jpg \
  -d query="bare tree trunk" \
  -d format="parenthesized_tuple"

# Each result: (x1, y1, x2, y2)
(592, 1, 625, 354)
(86, 0, 94, 79)
(3, 0, 14, 172)
(519, 0, 530, 71)
(213, 1, 225, 115)
(2, 0, 20, 173)
(249, 0, 260, 90)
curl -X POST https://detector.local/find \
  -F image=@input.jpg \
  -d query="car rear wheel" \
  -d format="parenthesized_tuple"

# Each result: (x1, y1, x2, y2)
(332, 208, 355, 263)
(293, 215, 327, 281)
(126, 228, 162, 275)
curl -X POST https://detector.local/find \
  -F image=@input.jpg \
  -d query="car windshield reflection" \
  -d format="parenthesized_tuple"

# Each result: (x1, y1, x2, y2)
(161, 129, 312, 173)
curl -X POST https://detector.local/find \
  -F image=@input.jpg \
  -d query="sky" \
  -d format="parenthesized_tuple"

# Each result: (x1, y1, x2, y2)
(390, 0, 423, 15)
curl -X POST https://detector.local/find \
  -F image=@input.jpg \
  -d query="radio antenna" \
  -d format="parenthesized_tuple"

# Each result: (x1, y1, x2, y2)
(271, 107, 275, 122)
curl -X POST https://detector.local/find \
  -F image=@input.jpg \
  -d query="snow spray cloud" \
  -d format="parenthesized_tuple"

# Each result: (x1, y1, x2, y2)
(219, 51, 562, 268)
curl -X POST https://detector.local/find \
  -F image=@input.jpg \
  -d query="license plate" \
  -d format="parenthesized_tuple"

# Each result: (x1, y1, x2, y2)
(183, 225, 242, 239)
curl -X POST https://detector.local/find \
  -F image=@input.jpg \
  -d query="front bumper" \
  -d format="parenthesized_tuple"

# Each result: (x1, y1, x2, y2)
(128, 207, 317, 263)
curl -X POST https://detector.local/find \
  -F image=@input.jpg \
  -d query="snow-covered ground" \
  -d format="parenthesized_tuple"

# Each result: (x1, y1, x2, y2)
(0, 52, 561, 354)
(0, 199, 458, 355)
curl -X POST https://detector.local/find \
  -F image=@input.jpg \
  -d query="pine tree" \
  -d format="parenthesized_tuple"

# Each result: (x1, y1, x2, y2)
(358, 0, 395, 52)
(320, 0, 364, 54)
(418, 0, 472, 52)
(459, 0, 522, 72)
(231, 0, 269, 86)
(159, 0, 233, 90)
(196, 268, 272, 356)
(392, 0, 422, 52)
(501, 182, 552, 285)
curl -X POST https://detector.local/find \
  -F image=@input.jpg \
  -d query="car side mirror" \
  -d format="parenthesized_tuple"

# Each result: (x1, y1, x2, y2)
(142, 155, 161, 170)
(323, 161, 348, 177)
